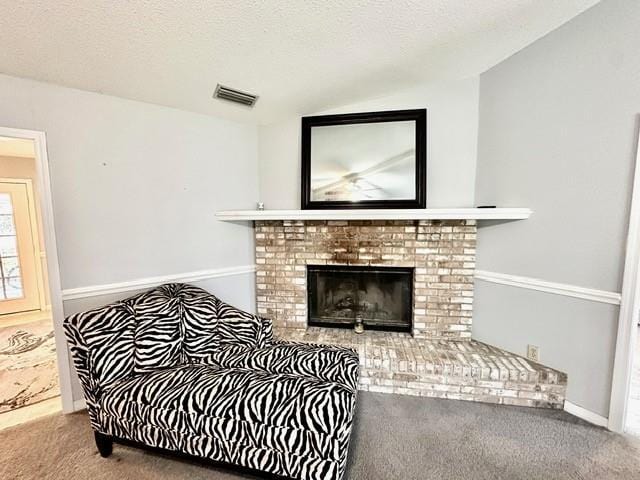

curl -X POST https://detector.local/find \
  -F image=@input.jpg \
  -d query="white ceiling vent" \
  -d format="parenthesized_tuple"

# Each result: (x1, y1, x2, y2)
(213, 84, 258, 107)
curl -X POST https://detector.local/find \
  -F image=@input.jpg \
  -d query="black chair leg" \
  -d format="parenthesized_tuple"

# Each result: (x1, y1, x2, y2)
(94, 431, 113, 458)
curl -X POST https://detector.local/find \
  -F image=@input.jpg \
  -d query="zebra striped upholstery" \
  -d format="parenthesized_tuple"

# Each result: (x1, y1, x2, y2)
(64, 283, 359, 480)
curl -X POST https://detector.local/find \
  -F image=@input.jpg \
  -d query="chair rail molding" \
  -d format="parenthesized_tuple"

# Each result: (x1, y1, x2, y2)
(62, 265, 257, 301)
(474, 270, 622, 306)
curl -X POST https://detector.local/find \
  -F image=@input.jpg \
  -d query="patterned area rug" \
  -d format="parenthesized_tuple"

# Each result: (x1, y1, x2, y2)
(0, 318, 59, 412)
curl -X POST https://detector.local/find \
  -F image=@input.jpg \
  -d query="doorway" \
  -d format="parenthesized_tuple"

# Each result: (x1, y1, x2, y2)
(610, 123, 640, 434)
(0, 130, 70, 430)
(627, 324, 640, 436)
(0, 179, 44, 314)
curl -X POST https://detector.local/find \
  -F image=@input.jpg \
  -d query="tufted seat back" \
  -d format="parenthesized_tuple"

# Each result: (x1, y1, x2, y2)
(64, 283, 272, 428)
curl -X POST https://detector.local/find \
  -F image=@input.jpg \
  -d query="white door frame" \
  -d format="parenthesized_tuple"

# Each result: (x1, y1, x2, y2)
(609, 125, 640, 432)
(0, 126, 74, 413)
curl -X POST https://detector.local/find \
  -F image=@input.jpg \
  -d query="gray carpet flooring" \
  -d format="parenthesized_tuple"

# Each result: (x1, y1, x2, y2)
(1, 392, 640, 480)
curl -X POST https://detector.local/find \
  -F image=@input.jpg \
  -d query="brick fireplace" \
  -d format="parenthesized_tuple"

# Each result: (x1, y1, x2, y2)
(252, 217, 567, 408)
(255, 219, 476, 339)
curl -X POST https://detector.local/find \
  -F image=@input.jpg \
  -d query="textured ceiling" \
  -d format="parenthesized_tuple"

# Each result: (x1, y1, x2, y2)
(0, 0, 599, 124)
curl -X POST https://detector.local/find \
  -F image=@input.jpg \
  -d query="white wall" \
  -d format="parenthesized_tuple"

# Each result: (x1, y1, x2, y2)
(473, 0, 640, 417)
(258, 78, 479, 209)
(0, 73, 259, 403)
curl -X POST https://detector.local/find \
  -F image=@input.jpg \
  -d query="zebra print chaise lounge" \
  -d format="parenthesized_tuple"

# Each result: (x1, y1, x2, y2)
(64, 283, 359, 480)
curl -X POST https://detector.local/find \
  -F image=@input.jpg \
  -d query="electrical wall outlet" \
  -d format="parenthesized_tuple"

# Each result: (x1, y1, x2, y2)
(527, 344, 540, 362)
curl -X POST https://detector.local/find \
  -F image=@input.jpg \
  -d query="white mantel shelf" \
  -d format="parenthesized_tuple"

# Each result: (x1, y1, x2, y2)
(215, 208, 532, 221)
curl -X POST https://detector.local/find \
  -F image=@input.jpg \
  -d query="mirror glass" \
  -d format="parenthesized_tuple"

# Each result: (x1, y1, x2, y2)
(310, 121, 416, 202)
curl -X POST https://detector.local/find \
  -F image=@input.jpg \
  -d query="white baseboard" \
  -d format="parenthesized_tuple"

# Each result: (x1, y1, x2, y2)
(72, 398, 87, 412)
(564, 401, 608, 427)
(62, 264, 256, 301)
(475, 270, 621, 306)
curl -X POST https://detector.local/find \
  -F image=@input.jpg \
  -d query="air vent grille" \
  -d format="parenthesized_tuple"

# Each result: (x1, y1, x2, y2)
(213, 84, 258, 107)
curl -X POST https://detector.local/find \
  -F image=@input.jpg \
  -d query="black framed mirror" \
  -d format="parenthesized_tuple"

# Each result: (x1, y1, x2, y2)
(301, 108, 426, 210)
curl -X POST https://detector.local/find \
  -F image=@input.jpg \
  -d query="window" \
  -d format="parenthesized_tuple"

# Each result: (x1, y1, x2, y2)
(0, 193, 24, 300)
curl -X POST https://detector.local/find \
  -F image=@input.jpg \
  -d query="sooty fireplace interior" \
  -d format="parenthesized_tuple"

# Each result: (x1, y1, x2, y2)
(307, 265, 413, 332)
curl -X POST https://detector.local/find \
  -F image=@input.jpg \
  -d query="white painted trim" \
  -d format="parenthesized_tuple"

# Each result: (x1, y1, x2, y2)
(0, 127, 74, 414)
(216, 207, 532, 221)
(72, 398, 87, 412)
(609, 126, 640, 433)
(474, 270, 622, 305)
(564, 401, 608, 427)
(61, 264, 257, 301)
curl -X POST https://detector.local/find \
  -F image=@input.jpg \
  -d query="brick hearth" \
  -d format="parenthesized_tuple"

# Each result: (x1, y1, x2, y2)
(277, 327, 566, 408)
(254, 219, 567, 408)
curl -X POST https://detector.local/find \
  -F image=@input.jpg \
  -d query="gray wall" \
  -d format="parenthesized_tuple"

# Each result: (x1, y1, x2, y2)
(259, 78, 479, 209)
(474, 0, 640, 417)
(0, 74, 259, 289)
(0, 73, 259, 404)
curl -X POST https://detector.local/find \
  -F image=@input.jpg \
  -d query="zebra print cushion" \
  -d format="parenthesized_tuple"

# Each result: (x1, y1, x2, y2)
(68, 302, 136, 387)
(64, 283, 359, 480)
(181, 293, 220, 361)
(204, 342, 359, 391)
(131, 287, 184, 373)
(217, 301, 272, 349)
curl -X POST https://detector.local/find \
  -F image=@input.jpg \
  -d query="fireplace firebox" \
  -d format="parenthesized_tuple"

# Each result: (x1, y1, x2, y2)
(307, 265, 413, 333)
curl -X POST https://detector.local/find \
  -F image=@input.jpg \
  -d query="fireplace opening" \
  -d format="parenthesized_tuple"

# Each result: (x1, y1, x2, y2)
(307, 265, 413, 333)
